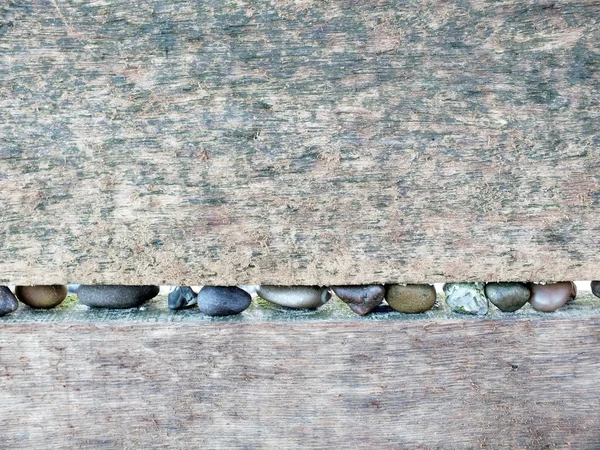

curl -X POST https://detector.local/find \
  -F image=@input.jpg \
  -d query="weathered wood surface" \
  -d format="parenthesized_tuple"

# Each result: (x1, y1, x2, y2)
(2, 295, 600, 448)
(1, 1, 599, 285)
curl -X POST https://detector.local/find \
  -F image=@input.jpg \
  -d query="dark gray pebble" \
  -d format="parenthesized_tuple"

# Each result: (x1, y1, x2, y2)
(198, 286, 251, 316)
(168, 286, 197, 310)
(331, 285, 385, 315)
(0, 286, 18, 316)
(592, 281, 600, 299)
(77, 285, 159, 308)
(484, 282, 531, 312)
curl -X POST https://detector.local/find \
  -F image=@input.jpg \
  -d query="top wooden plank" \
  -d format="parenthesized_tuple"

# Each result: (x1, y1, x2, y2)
(0, 0, 599, 285)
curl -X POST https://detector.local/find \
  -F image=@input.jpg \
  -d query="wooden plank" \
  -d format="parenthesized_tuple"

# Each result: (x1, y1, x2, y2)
(2, 292, 600, 448)
(1, 1, 599, 285)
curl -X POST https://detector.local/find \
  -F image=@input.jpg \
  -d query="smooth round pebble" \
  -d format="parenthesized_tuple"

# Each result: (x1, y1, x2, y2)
(77, 285, 159, 308)
(591, 281, 600, 299)
(197, 286, 251, 316)
(257, 285, 331, 309)
(0, 286, 18, 316)
(331, 285, 384, 315)
(443, 283, 488, 315)
(484, 282, 531, 312)
(528, 282, 576, 312)
(256, 285, 331, 309)
(168, 286, 197, 310)
(15, 285, 67, 309)
(386, 284, 436, 313)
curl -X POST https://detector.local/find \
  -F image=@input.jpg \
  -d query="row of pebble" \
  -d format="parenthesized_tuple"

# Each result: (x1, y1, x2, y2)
(0, 281, 598, 318)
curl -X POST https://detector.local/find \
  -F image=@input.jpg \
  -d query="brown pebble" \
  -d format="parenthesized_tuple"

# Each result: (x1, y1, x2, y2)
(386, 284, 436, 313)
(331, 285, 385, 315)
(15, 285, 67, 309)
(528, 282, 576, 312)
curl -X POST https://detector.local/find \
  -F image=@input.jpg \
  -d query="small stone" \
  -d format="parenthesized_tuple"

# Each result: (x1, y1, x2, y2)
(443, 283, 488, 315)
(0, 286, 18, 316)
(257, 285, 331, 309)
(591, 281, 600, 298)
(484, 282, 531, 312)
(15, 285, 67, 309)
(528, 282, 576, 312)
(68, 284, 80, 293)
(77, 285, 159, 308)
(331, 285, 385, 315)
(385, 284, 436, 313)
(197, 286, 251, 316)
(168, 286, 197, 310)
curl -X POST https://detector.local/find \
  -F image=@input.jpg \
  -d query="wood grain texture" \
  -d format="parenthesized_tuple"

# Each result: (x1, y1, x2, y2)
(2, 312, 600, 448)
(0, 0, 599, 285)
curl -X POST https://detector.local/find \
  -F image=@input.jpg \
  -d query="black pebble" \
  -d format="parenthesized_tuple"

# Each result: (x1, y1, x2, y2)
(0, 286, 18, 316)
(77, 285, 160, 308)
(197, 286, 251, 316)
(592, 281, 600, 299)
(168, 286, 197, 310)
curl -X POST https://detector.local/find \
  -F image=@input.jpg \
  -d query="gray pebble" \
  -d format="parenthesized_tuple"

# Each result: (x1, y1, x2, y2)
(168, 286, 197, 310)
(257, 285, 331, 309)
(0, 286, 18, 316)
(77, 285, 159, 308)
(197, 286, 251, 316)
(331, 285, 384, 315)
(484, 282, 530, 312)
(443, 283, 488, 315)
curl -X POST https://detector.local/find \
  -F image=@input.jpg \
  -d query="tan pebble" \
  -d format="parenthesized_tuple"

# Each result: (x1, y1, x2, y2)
(15, 285, 67, 309)
(386, 284, 436, 313)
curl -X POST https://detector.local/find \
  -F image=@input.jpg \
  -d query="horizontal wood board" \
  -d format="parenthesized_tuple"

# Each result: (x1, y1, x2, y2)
(1, 0, 599, 285)
(2, 296, 600, 448)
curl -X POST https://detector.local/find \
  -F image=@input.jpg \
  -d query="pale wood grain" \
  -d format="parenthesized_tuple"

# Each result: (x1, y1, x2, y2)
(2, 310, 600, 448)
(1, 0, 599, 285)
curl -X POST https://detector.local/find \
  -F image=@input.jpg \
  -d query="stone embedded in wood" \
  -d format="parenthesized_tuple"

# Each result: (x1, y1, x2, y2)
(484, 282, 531, 312)
(528, 282, 576, 312)
(77, 285, 160, 309)
(168, 286, 197, 310)
(443, 283, 488, 315)
(385, 284, 437, 314)
(0, 286, 18, 316)
(197, 286, 251, 316)
(331, 285, 384, 315)
(14, 285, 67, 309)
(257, 286, 331, 309)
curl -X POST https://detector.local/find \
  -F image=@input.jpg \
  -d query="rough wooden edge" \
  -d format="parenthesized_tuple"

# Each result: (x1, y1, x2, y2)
(2, 305, 600, 448)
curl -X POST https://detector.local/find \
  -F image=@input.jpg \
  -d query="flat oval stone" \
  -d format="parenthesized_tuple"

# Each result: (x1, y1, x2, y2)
(386, 284, 436, 313)
(591, 281, 600, 299)
(257, 285, 331, 309)
(0, 286, 18, 316)
(77, 285, 159, 308)
(484, 282, 530, 312)
(528, 282, 575, 312)
(443, 283, 488, 315)
(15, 285, 67, 309)
(168, 286, 197, 310)
(197, 286, 251, 316)
(331, 285, 384, 315)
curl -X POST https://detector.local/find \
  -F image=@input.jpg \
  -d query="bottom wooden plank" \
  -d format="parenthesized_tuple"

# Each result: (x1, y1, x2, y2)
(1, 310, 600, 449)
